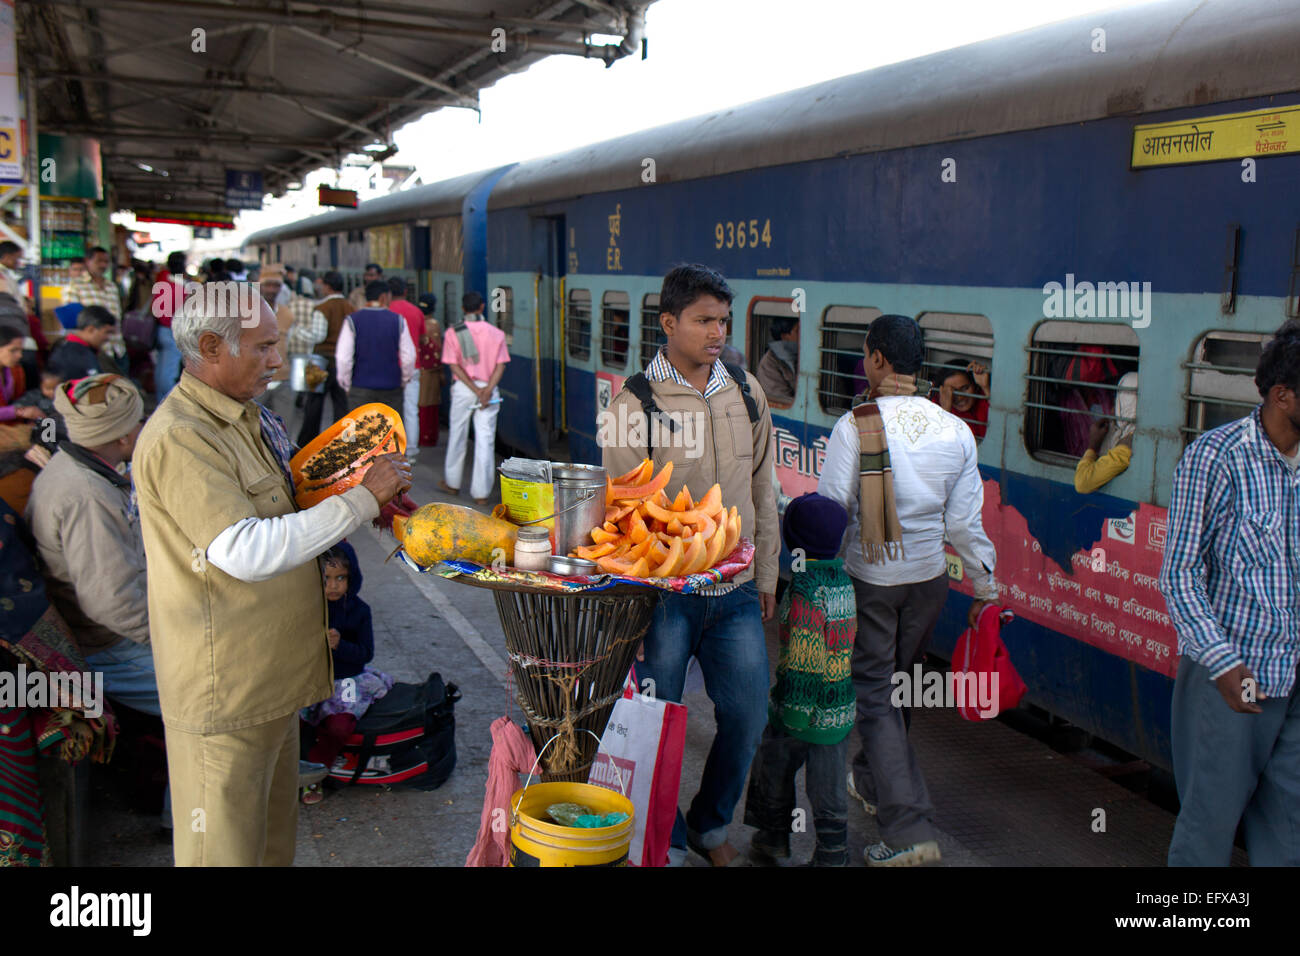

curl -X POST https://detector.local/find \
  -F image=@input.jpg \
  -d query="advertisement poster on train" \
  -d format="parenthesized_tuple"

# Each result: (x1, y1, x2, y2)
(946, 480, 1176, 677)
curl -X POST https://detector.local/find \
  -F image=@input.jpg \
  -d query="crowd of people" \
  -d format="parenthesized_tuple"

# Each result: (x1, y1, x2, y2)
(2, 248, 1297, 869)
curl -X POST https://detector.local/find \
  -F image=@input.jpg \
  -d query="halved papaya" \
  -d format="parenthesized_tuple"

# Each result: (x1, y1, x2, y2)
(609, 460, 673, 501)
(291, 403, 406, 508)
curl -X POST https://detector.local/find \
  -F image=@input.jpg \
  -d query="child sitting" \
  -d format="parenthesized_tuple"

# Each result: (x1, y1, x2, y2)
(16, 370, 66, 452)
(744, 492, 856, 866)
(300, 541, 393, 803)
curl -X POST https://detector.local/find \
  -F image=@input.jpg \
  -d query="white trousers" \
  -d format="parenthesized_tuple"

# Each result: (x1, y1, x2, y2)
(403, 377, 420, 455)
(445, 378, 500, 499)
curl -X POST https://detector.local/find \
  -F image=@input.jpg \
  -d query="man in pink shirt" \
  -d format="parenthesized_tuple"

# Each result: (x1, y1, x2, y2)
(387, 277, 427, 462)
(438, 291, 509, 504)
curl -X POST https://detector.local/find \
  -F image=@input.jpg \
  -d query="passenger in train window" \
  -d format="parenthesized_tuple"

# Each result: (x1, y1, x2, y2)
(931, 361, 989, 440)
(755, 316, 798, 409)
(817, 314, 998, 868)
(1159, 322, 1300, 867)
(1057, 345, 1117, 456)
(1073, 372, 1137, 493)
(600, 264, 779, 867)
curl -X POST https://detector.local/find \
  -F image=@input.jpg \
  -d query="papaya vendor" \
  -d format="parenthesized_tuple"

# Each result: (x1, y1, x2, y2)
(133, 294, 411, 866)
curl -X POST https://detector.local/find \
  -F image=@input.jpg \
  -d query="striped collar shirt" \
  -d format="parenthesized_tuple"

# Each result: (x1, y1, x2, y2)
(1158, 406, 1300, 696)
(647, 347, 731, 398)
(65, 275, 123, 320)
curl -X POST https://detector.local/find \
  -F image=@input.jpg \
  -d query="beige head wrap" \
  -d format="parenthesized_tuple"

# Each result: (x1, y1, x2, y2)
(53, 374, 144, 446)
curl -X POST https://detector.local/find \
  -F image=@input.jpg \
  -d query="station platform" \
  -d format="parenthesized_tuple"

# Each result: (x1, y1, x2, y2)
(85, 405, 1237, 868)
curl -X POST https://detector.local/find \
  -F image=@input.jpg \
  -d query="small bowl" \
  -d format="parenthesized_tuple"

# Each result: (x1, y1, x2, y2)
(548, 555, 597, 576)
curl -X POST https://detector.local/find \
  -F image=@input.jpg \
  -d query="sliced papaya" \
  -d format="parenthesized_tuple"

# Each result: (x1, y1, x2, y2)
(666, 516, 684, 536)
(628, 511, 650, 544)
(606, 503, 636, 525)
(673, 485, 694, 512)
(613, 458, 653, 486)
(591, 526, 621, 545)
(291, 403, 406, 508)
(645, 498, 713, 527)
(702, 520, 728, 570)
(722, 507, 741, 557)
(609, 460, 673, 501)
(575, 541, 617, 560)
(679, 532, 707, 575)
(696, 484, 723, 519)
(693, 513, 716, 543)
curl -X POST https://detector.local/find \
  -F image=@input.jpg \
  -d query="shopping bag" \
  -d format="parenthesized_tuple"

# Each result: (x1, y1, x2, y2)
(588, 675, 688, 867)
(951, 604, 1027, 721)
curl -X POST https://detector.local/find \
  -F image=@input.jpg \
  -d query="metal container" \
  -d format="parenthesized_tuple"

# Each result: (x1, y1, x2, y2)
(288, 353, 329, 394)
(550, 463, 607, 558)
(548, 555, 597, 577)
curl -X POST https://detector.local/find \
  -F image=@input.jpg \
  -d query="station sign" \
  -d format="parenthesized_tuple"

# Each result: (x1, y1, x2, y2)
(1132, 104, 1299, 168)
(225, 169, 264, 210)
(134, 209, 235, 229)
(318, 185, 358, 208)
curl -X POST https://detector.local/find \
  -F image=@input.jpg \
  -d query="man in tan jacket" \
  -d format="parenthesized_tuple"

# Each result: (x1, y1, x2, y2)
(134, 293, 409, 866)
(601, 263, 779, 867)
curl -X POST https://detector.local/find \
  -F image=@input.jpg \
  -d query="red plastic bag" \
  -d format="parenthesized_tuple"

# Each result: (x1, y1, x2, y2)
(951, 604, 1027, 721)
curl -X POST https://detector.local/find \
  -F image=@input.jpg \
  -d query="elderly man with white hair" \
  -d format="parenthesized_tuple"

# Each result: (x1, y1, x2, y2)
(133, 292, 411, 866)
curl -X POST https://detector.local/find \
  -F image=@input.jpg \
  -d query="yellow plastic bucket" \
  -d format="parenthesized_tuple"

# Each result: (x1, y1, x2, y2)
(509, 781, 635, 867)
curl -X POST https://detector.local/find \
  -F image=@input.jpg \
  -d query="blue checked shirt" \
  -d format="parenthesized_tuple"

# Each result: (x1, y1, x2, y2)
(1158, 407, 1300, 696)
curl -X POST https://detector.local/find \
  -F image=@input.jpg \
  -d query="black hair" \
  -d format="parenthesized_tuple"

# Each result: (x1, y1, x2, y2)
(865, 314, 924, 376)
(0, 240, 19, 257)
(87, 246, 108, 258)
(364, 279, 389, 301)
(770, 316, 798, 340)
(659, 263, 734, 319)
(0, 321, 26, 347)
(208, 258, 225, 272)
(1256, 320, 1300, 398)
(462, 290, 484, 313)
(69, 256, 85, 266)
(299, 267, 316, 282)
(320, 270, 343, 293)
(418, 293, 437, 315)
(166, 251, 186, 273)
(225, 257, 243, 273)
(386, 276, 408, 299)
(364, 262, 383, 274)
(321, 546, 348, 569)
(77, 305, 117, 330)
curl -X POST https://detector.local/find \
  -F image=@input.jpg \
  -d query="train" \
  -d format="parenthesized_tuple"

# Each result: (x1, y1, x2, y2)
(246, 0, 1300, 771)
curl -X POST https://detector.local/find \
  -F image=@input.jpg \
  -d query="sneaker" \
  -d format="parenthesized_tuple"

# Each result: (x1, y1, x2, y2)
(865, 840, 941, 867)
(749, 830, 791, 865)
(847, 771, 877, 816)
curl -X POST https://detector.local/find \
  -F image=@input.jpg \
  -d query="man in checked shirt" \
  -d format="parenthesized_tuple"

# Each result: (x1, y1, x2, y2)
(1159, 320, 1300, 867)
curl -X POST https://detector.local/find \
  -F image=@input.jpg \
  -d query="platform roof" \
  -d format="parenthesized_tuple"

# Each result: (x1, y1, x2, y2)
(22, 0, 653, 214)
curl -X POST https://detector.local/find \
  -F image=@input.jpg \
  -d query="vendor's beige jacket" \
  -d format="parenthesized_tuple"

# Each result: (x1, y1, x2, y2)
(133, 372, 332, 734)
(602, 370, 779, 594)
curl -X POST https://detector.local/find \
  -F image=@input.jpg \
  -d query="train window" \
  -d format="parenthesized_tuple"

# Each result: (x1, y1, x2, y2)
(818, 305, 882, 415)
(492, 286, 514, 347)
(747, 298, 799, 409)
(600, 291, 630, 369)
(568, 288, 592, 361)
(919, 312, 994, 442)
(640, 293, 664, 368)
(1184, 331, 1265, 443)
(1025, 321, 1140, 464)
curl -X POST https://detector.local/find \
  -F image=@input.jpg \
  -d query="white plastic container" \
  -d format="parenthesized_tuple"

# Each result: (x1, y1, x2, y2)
(514, 525, 553, 572)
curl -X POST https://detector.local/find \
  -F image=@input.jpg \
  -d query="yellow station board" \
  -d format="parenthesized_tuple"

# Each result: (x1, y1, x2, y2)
(1131, 104, 1299, 168)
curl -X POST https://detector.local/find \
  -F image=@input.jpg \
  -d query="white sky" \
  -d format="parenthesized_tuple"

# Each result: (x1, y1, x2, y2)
(156, 0, 1153, 257)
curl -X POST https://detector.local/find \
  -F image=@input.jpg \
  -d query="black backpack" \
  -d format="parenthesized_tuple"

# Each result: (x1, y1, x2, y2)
(623, 361, 759, 451)
(309, 672, 460, 791)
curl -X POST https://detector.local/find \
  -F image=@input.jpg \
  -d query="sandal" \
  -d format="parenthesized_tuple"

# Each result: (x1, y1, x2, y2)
(301, 784, 323, 806)
(687, 836, 751, 867)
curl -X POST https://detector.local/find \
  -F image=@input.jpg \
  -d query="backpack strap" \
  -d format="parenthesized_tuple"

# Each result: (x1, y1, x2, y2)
(624, 372, 679, 453)
(722, 361, 761, 424)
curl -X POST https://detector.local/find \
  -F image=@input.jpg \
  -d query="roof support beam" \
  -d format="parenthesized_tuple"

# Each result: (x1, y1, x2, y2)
(46, 125, 339, 149)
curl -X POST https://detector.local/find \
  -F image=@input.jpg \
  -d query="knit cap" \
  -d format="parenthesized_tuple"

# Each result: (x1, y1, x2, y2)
(782, 492, 848, 561)
(53, 374, 143, 446)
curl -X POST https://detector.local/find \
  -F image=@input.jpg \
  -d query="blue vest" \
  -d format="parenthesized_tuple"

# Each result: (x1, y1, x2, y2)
(350, 308, 402, 390)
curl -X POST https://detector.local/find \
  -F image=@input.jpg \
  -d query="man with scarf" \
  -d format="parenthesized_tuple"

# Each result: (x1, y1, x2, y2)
(817, 314, 997, 867)
(438, 290, 509, 504)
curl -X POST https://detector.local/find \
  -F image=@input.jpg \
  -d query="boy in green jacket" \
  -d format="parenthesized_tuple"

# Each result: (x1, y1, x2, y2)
(745, 492, 856, 866)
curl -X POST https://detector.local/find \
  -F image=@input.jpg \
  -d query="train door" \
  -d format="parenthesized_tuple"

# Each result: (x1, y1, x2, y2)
(531, 215, 566, 457)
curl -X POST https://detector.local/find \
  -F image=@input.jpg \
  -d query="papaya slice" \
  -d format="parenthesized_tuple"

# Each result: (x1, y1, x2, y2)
(650, 518, 667, 534)
(679, 532, 708, 575)
(609, 460, 673, 501)
(652, 534, 685, 578)
(645, 498, 712, 527)
(696, 484, 723, 519)
(666, 516, 684, 536)
(591, 526, 621, 545)
(606, 503, 636, 525)
(702, 520, 728, 570)
(650, 540, 670, 564)
(692, 513, 716, 543)
(291, 403, 406, 508)
(628, 511, 650, 544)
(613, 458, 653, 486)
(575, 542, 617, 560)
(673, 485, 694, 512)
(722, 507, 741, 557)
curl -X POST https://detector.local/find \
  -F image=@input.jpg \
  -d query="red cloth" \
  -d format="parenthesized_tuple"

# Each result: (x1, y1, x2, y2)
(307, 713, 358, 769)
(25, 313, 48, 354)
(151, 269, 183, 328)
(951, 605, 1027, 721)
(389, 300, 425, 365)
(419, 404, 440, 447)
(465, 716, 537, 867)
(929, 390, 989, 440)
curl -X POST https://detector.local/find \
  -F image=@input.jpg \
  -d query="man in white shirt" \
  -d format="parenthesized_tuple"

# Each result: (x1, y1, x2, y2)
(817, 314, 998, 867)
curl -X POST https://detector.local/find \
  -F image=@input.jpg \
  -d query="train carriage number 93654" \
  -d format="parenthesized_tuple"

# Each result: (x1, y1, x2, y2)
(714, 218, 773, 250)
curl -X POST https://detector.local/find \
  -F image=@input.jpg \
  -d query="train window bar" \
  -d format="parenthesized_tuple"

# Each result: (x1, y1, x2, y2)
(919, 313, 994, 443)
(1024, 322, 1140, 464)
(600, 291, 631, 370)
(1182, 330, 1265, 442)
(567, 288, 592, 361)
(640, 293, 664, 368)
(817, 305, 882, 415)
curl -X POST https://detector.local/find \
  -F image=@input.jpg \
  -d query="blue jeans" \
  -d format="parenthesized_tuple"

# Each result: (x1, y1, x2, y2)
(85, 638, 162, 717)
(636, 582, 769, 851)
(155, 326, 182, 400)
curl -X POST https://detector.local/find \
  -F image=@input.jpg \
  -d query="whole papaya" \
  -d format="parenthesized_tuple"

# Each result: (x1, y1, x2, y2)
(392, 502, 517, 567)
